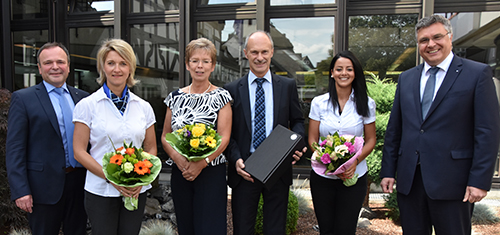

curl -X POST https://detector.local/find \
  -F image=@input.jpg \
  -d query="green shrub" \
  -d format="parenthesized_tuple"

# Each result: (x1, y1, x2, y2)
(366, 112, 391, 185)
(383, 190, 400, 223)
(255, 191, 299, 235)
(472, 204, 500, 225)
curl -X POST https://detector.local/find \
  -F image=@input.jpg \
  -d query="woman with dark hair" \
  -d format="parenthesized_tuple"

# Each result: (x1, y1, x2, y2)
(308, 50, 376, 234)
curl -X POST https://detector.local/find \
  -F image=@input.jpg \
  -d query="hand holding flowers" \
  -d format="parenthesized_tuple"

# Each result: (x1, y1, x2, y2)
(310, 132, 364, 186)
(103, 140, 162, 211)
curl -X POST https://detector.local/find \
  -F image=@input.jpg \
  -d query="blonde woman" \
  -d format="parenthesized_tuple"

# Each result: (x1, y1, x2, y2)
(73, 39, 157, 235)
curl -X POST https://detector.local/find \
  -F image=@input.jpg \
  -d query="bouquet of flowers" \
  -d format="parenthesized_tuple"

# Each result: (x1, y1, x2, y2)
(102, 140, 162, 211)
(164, 123, 222, 162)
(310, 132, 364, 186)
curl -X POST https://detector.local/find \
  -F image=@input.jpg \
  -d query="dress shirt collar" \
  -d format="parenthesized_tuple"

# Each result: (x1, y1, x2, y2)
(248, 70, 272, 85)
(43, 80, 69, 94)
(423, 51, 454, 74)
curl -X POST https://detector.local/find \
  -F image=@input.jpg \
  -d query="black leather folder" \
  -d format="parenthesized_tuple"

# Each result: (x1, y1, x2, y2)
(244, 124, 306, 190)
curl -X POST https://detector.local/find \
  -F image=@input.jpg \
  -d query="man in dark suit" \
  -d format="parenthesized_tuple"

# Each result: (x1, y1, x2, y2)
(224, 30, 306, 235)
(380, 15, 500, 235)
(6, 42, 89, 235)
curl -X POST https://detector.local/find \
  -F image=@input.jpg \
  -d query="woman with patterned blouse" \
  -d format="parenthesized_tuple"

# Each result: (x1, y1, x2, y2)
(161, 38, 232, 235)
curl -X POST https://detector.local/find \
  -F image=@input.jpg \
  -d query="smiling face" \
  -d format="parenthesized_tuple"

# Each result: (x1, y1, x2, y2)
(37, 46, 69, 88)
(244, 32, 274, 78)
(331, 57, 355, 90)
(417, 22, 453, 67)
(103, 50, 130, 95)
(186, 49, 215, 82)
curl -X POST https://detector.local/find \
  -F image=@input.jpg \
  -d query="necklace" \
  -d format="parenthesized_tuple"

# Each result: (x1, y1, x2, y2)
(188, 82, 212, 99)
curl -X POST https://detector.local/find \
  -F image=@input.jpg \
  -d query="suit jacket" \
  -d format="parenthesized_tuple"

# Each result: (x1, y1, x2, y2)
(380, 55, 500, 200)
(224, 73, 305, 188)
(6, 82, 89, 204)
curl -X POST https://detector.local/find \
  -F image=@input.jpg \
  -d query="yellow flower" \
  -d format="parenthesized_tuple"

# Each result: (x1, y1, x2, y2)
(190, 138, 200, 148)
(192, 126, 205, 137)
(205, 136, 217, 148)
(196, 123, 206, 130)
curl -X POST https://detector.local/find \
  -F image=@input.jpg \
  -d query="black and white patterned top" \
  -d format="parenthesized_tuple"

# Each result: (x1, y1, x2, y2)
(164, 87, 232, 166)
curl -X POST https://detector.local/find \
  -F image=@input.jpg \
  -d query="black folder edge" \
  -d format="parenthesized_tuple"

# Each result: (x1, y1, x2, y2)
(244, 124, 306, 190)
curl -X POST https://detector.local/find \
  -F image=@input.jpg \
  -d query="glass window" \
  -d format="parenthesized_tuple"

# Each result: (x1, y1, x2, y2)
(348, 14, 419, 82)
(131, 0, 179, 12)
(131, 23, 180, 160)
(270, 0, 334, 6)
(12, 30, 49, 91)
(69, 27, 114, 92)
(12, 0, 49, 20)
(270, 17, 334, 165)
(68, 0, 114, 14)
(197, 19, 256, 86)
(199, 0, 254, 5)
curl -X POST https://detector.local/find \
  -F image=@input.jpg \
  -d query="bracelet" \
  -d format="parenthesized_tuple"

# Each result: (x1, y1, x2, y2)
(205, 157, 211, 166)
(355, 158, 359, 165)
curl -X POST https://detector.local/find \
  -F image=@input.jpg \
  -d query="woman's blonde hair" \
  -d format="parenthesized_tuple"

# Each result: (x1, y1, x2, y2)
(96, 39, 138, 87)
(185, 38, 217, 64)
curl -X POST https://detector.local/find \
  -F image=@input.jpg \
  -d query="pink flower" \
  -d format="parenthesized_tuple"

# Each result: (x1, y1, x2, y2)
(321, 153, 331, 164)
(320, 139, 328, 147)
(345, 142, 355, 153)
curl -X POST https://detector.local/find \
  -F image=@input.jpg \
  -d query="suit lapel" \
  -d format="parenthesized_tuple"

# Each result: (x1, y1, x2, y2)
(425, 57, 462, 120)
(272, 74, 282, 127)
(412, 64, 425, 122)
(35, 83, 62, 139)
(68, 85, 83, 104)
(238, 75, 252, 134)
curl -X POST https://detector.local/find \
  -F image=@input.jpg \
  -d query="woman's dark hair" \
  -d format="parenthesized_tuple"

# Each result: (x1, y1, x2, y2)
(328, 50, 369, 117)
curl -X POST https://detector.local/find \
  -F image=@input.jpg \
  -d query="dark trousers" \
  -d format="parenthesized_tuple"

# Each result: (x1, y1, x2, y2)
(398, 165, 473, 235)
(171, 163, 227, 235)
(231, 176, 289, 235)
(85, 191, 147, 235)
(28, 168, 87, 235)
(310, 170, 367, 235)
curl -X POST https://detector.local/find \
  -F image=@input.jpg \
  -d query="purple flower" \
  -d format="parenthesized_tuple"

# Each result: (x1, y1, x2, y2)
(345, 142, 355, 153)
(184, 130, 191, 138)
(321, 153, 331, 164)
(320, 139, 328, 147)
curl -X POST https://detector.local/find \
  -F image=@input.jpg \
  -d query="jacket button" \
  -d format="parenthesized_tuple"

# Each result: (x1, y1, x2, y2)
(420, 129, 424, 133)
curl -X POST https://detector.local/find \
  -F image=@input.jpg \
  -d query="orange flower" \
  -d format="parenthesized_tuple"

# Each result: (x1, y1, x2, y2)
(125, 148, 135, 155)
(143, 160, 153, 169)
(134, 161, 149, 175)
(116, 146, 124, 151)
(110, 154, 124, 165)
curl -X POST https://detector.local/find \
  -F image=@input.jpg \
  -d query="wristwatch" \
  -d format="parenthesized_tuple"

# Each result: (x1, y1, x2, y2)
(205, 157, 211, 166)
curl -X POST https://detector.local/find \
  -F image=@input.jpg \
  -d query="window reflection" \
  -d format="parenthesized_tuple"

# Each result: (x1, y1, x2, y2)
(12, 0, 49, 19)
(348, 14, 419, 81)
(270, 0, 334, 5)
(131, 23, 180, 160)
(69, 27, 114, 92)
(131, 0, 179, 12)
(12, 30, 49, 90)
(199, 0, 254, 5)
(68, 0, 114, 13)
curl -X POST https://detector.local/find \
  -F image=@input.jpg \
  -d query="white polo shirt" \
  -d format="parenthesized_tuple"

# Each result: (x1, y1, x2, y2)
(73, 87, 156, 197)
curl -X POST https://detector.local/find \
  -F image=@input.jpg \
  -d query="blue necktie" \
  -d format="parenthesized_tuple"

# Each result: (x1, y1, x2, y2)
(422, 67, 440, 119)
(253, 78, 266, 149)
(55, 88, 77, 167)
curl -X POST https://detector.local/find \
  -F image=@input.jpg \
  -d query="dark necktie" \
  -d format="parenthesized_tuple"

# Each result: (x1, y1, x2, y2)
(253, 78, 266, 149)
(55, 87, 76, 167)
(421, 67, 439, 119)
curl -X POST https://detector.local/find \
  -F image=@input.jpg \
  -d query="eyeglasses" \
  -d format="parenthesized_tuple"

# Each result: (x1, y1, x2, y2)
(189, 59, 212, 65)
(418, 32, 450, 45)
